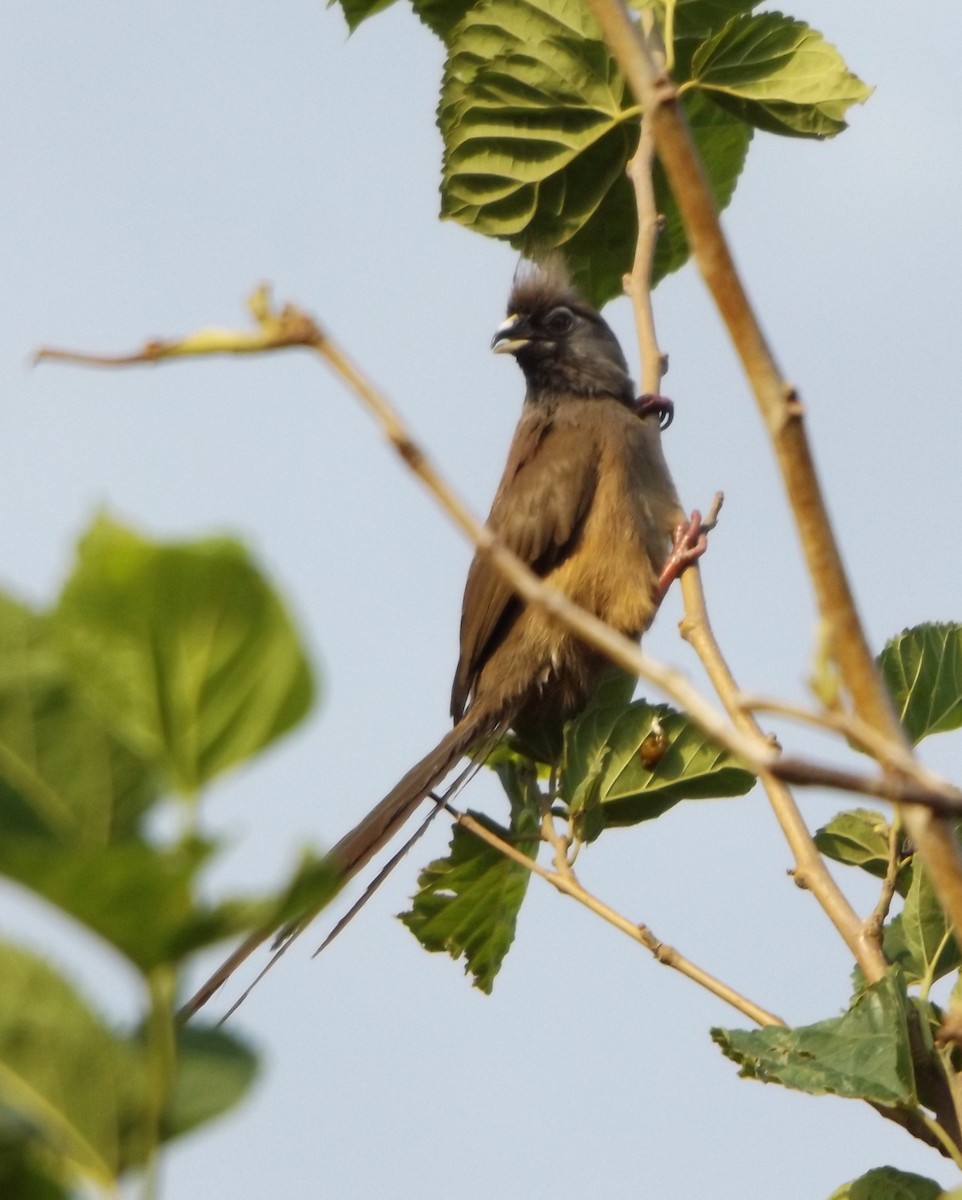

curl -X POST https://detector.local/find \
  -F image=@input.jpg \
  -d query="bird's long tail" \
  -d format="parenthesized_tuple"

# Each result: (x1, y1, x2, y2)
(178, 705, 503, 1022)
(328, 705, 503, 879)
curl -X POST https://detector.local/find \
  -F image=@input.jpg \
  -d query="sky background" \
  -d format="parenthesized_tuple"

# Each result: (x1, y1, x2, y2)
(3, 3, 962, 1197)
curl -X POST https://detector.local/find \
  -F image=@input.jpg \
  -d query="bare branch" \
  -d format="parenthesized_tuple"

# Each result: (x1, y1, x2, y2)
(623, 116, 666, 395)
(862, 820, 905, 953)
(679, 568, 889, 983)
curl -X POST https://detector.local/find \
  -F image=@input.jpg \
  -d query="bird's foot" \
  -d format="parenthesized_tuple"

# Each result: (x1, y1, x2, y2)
(657, 493, 724, 598)
(633, 393, 674, 430)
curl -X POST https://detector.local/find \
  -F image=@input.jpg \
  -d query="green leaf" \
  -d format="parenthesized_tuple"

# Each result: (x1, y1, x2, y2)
(253, 849, 342, 933)
(879, 623, 962, 744)
(0, 833, 341, 972)
(0, 593, 157, 844)
(410, 0, 477, 40)
(53, 515, 315, 794)
(640, 0, 761, 78)
(689, 12, 872, 138)
(399, 759, 540, 992)
(561, 691, 754, 840)
(439, 0, 751, 305)
(0, 1119, 71, 1200)
(0, 836, 252, 970)
(885, 867, 960, 989)
(712, 970, 917, 1107)
(827, 1166, 946, 1200)
(661, 0, 761, 40)
(813, 809, 911, 897)
(0, 942, 152, 1186)
(333, 0, 399, 34)
(164, 1026, 258, 1140)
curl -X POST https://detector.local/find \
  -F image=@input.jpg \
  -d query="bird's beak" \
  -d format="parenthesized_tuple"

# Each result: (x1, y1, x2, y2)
(491, 314, 530, 355)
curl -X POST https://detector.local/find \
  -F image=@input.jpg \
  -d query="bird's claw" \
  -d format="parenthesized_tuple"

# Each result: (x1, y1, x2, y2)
(633, 393, 674, 431)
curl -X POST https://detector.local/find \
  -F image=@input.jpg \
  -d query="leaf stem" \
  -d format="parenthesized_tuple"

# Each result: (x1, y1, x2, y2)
(144, 967, 176, 1200)
(919, 1110, 962, 1172)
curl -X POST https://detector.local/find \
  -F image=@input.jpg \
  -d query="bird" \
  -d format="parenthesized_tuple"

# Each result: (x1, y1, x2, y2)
(327, 257, 685, 883)
(179, 258, 690, 1020)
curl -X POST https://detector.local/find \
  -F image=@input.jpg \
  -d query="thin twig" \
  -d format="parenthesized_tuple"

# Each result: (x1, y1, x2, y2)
(540, 807, 575, 881)
(448, 804, 784, 1028)
(623, 114, 666, 395)
(679, 568, 889, 983)
(584, 0, 962, 944)
(769, 758, 962, 815)
(737, 693, 935, 779)
(863, 809, 902, 950)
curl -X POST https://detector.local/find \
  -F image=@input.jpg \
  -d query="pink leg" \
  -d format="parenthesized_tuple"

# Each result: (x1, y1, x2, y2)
(656, 505, 716, 601)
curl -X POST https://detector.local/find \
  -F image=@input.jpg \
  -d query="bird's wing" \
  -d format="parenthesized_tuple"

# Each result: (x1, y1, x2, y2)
(450, 410, 598, 719)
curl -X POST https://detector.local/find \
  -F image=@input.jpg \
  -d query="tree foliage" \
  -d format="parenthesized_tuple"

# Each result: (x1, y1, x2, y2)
(0, 516, 336, 1196)
(8, 2, 962, 1198)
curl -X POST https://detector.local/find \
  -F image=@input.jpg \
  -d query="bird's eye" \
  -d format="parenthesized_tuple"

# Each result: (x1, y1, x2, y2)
(546, 307, 574, 335)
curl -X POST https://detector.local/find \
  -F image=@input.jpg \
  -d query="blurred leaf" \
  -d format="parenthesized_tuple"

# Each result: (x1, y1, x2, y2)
(439, 0, 751, 305)
(689, 12, 872, 137)
(879, 623, 962, 744)
(884, 867, 961, 989)
(0, 1117, 70, 1200)
(0, 593, 156, 844)
(0, 837, 256, 970)
(53, 515, 315, 794)
(827, 1166, 946, 1200)
(814, 810, 911, 897)
(399, 759, 540, 992)
(0, 834, 340, 973)
(255, 849, 342, 932)
(164, 1026, 258, 1139)
(712, 970, 916, 1106)
(561, 691, 754, 840)
(0, 942, 151, 1186)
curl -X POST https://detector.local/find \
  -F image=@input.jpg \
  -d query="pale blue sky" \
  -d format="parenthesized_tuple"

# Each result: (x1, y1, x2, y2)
(3, 4, 962, 1197)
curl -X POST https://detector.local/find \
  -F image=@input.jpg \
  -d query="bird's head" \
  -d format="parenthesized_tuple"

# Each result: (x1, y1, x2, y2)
(492, 258, 633, 404)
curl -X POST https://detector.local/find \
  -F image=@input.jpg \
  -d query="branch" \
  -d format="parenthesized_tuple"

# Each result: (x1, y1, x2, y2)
(678, 567, 889, 983)
(35, 293, 770, 773)
(862, 820, 904, 953)
(736, 694, 929, 776)
(448, 804, 784, 1028)
(584, 0, 962, 942)
(623, 112, 666, 395)
(37, 293, 962, 826)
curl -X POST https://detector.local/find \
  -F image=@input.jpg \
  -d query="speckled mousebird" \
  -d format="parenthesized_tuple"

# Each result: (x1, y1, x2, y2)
(327, 258, 684, 882)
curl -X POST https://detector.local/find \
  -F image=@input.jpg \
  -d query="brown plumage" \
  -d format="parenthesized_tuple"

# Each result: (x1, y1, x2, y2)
(328, 260, 683, 880)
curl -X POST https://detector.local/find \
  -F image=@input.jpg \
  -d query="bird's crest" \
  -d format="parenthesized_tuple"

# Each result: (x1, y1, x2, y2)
(506, 254, 586, 318)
